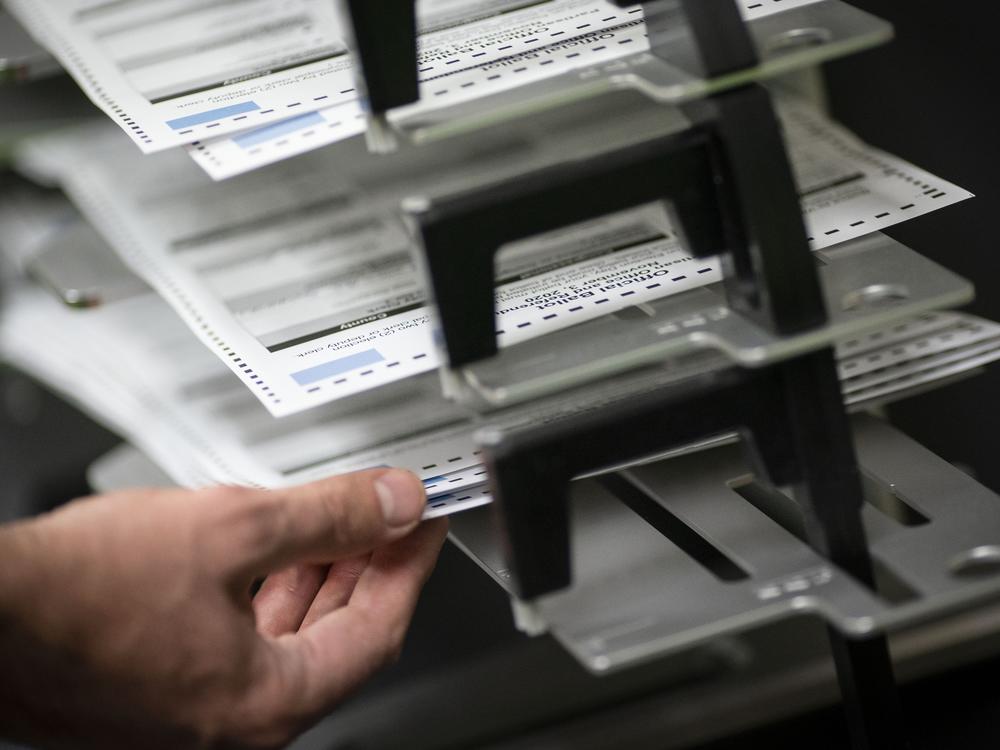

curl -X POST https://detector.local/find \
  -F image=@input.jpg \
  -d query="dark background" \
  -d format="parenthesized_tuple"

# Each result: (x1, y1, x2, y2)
(826, 0, 1000, 491)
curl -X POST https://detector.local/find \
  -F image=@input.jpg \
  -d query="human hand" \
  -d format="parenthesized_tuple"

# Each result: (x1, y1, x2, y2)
(0, 469, 447, 749)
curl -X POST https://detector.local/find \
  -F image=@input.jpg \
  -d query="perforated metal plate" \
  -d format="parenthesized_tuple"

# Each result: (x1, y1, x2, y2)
(449, 415, 1000, 673)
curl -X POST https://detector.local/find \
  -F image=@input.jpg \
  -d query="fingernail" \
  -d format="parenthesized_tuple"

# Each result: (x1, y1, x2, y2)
(375, 470, 426, 528)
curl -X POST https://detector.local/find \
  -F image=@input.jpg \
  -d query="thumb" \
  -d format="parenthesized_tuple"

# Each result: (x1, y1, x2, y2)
(229, 469, 427, 578)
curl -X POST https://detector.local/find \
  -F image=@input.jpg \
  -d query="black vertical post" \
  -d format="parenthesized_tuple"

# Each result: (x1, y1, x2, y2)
(777, 350, 907, 749)
(341, 0, 419, 114)
(673, 0, 907, 743)
(594, 2, 906, 746)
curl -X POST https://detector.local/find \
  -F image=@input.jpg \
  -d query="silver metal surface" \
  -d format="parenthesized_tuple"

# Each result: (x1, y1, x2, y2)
(0, 7, 60, 84)
(449, 415, 1000, 674)
(455, 233, 974, 408)
(25, 219, 148, 307)
(287, 600, 1000, 750)
(396, 0, 892, 144)
(87, 443, 176, 493)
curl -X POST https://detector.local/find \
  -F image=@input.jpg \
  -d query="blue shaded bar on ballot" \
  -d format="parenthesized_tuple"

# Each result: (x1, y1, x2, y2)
(291, 349, 385, 386)
(166, 102, 261, 130)
(233, 112, 325, 148)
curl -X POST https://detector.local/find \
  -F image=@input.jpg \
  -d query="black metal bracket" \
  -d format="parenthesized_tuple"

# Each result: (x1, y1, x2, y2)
(484, 361, 796, 598)
(410, 129, 728, 367)
(409, 81, 825, 368)
(487, 349, 871, 593)
(484, 347, 905, 748)
(404, 0, 827, 367)
(341, 0, 420, 115)
(448, 0, 826, 595)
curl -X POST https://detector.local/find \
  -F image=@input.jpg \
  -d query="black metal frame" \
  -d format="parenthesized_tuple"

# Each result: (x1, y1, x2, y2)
(412, 130, 728, 367)
(342, 1, 907, 747)
(340, 0, 419, 114)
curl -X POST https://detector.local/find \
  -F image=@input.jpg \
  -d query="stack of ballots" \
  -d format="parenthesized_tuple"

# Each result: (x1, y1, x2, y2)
(2, 0, 999, 519)
(5, 0, 855, 179)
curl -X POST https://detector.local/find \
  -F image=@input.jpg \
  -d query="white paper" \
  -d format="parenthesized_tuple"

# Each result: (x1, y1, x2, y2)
(19, 125, 725, 415)
(188, 0, 825, 178)
(843, 348, 1000, 408)
(19, 99, 973, 417)
(4, 268, 998, 519)
(5, 0, 595, 153)
(0, 280, 495, 516)
(840, 319, 1000, 395)
(5, 0, 360, 152)
(3, 194, 997, 519)
(782, 104, 975, 249)
(8, 0, 821, 155)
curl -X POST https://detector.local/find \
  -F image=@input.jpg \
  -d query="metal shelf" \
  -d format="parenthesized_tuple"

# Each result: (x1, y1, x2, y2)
(451, 415, 1000, 674)
(454, 233, 973, 409)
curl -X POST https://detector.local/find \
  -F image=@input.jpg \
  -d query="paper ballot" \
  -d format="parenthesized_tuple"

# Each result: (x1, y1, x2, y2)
(7, 0, 824, 155)
(2, 0, 541, 153)
(5, 0, 351, 152)
(1, 187, 995, 519)
(17, 100, 973, 416)
(188, 0, 827, 179)
(3, 262, 999, 518)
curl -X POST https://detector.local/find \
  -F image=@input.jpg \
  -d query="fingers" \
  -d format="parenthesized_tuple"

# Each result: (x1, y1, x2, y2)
(299, 555, 370, 630)
(343, 519, 447, 636)
(226, 469, 427, 579)
(263, 519, 448, 719)
(255, 554, 372, 636)
(253, 564, 328, 638)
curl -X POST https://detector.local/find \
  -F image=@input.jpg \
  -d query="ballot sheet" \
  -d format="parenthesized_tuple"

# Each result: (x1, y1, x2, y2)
(7, 0, 823, 155)
(17, 100, 973, 417)
(3, 255, 999, 518)
(186, 0, 826, 179)
(2, 0, 557, 153)
(2, 189, 996, 518)
(5, 0, 353, 152)
(0, 238, 492, 515)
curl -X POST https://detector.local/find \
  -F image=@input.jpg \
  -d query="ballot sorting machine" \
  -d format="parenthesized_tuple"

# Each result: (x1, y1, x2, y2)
(4, 0, 1000, 747)
(330, 1, 1000, 748)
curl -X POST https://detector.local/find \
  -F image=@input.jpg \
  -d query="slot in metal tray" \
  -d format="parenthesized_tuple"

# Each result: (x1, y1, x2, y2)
(450, 415, 1000, 673)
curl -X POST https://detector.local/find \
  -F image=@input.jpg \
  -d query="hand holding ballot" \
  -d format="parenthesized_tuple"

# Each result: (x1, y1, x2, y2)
(0, 470, 447, 749)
